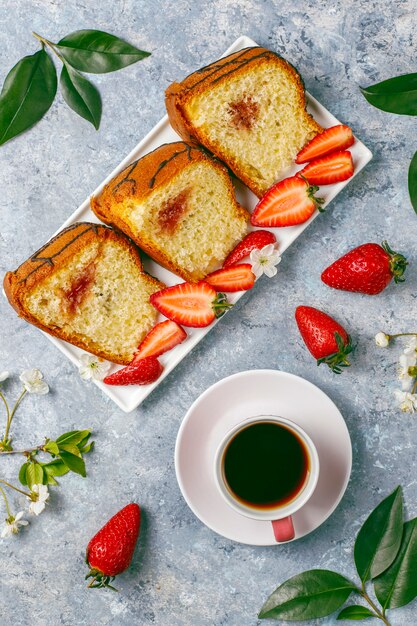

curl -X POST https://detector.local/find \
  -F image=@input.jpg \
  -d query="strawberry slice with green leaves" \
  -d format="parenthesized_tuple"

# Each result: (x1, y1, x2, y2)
(205, 264, 255, 292)
(132, 320, 187, 362)
(298, 150, 354, 185)
(251, 176, 324, 227)
(295, 305, 353, 374)
(104, 357, 163, 386)
(223, 230, 277, 267)
(150, 281, 232, 327)
(295, 124, 354, 164)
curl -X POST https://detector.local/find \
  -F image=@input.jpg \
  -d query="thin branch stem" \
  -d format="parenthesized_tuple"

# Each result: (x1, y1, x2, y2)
(32, 32, 65, 63)
(360, 587, 391, 626)
(0, 447, 41, 456)
(0, 479, 31, 498)
(9, 389, 27, 422)
(0, 485, 11, 517)
(389, 332, 417, 339)
(0, 390, 10, 420)
(4, 389, 27, 441)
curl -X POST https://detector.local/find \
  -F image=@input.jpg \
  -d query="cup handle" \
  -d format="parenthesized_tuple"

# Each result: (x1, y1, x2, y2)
(271, 516, 295, 542)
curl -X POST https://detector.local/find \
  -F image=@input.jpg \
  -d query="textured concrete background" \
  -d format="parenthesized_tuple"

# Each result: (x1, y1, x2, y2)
(1, 1, 417, 624)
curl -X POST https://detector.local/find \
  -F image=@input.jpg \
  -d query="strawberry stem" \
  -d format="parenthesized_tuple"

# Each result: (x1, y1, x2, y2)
(317, 332, 354, 374)
(299, 175, 325, 213)
(212, 293, 233, 319)
(86, 567, 118, 591)
(381, 240, 408, 283)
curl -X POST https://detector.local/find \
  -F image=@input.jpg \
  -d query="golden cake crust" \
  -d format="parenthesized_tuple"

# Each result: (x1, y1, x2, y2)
(165, 47, 323, 197)
(91, 142, 250, 282)
(93, 142, 208, 209)
(4, 223, 164, 364)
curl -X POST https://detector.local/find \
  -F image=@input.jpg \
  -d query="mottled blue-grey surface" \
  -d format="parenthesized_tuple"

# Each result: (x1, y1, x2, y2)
(1, 1, 417, 625)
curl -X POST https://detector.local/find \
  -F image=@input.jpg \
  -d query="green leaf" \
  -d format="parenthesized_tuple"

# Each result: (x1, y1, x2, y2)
(56, 29, 150, 73)
(44, 441, 59, 456)
(0, 49, 57, 145)
(26, 462, 45, 489)
(374, 518, 417, 609)
(258, 570, 357, 621)
(18, 462, 29, 486)
(337, 605, 377, 620)
(44, 473, 58, 486)
(56, 429, 90, 446)
(59, 450, 86, 477)
(77, 432, 92, 449)
(60, 65, 101, 129)
(408, 151, 417, 215)
(360, 73, 417, 115)
(79, 441, 94, 454)
(42, 459, 69, 477)
(58, 443, 82, 458)
(354, 486, 403, 582)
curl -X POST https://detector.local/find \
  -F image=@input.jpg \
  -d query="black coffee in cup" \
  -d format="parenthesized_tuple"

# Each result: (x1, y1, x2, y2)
(222, 421, 310, 510)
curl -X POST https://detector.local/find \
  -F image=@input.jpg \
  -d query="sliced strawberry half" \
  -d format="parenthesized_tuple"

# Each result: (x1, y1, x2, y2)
(205, 264, 255, 292)
(150, 281, 232, 327)
(295, 125, 354, 164)
(132, 320, 187, 362)
(298, 150, 354, 185)
(251, 176, 324, 227)
(104, 357, 163, 386)
(223, 231, 277, 267)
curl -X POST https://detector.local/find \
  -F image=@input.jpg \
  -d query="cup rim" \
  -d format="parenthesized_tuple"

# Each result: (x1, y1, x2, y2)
(214, 415, 320, 521)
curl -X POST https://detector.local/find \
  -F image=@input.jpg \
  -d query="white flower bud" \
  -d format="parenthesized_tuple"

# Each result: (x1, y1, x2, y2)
(375, 332, 390, 348)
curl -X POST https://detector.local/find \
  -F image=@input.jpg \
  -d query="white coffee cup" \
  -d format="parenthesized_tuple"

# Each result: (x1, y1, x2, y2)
(214, 415, 320, 542)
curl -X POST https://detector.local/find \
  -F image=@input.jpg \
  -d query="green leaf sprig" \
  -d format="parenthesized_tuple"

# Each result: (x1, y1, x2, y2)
(0, 370, 94, 537)
(360, 74, 417, 214)
(0, 29, 150, 145)
(259, 486, 417, 624)
(18, 429, 94, 487)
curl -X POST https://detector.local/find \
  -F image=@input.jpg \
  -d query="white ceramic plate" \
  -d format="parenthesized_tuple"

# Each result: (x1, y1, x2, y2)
(15, 35, 372, 412)
(175, 370, 352, 545)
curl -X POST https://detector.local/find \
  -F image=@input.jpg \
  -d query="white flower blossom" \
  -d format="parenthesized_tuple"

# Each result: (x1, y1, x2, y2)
(398, 353, 417, 391)
(1, 511, 28, 538)
(395, 390, 417, 413)
(19, 369, 49, 395)
(250, 243, 281, 279)
(27, 484, 49, 516)
(78, 354, 111, 381)
(0, 371, 9, 383)
(375, 332, 390, 348)
(403, 336, 417, 356)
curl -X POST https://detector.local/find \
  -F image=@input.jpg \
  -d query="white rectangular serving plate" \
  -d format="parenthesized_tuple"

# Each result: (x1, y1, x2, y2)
(27, 35, 372, 412)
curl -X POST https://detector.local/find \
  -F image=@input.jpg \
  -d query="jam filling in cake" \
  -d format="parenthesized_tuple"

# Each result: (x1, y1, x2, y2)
(157, 189, 190, 234)
(63, 261, 97, 315)
(228, 95, 259, 130)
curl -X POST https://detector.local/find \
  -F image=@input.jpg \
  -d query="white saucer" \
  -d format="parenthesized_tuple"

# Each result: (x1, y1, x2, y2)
(175, 370, 352, 546)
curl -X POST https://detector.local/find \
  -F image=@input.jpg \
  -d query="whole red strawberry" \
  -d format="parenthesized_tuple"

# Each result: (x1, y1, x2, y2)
(295, 306, 353, 373)
(321, 241, 407, 295)
(86, 503, 141, 590)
